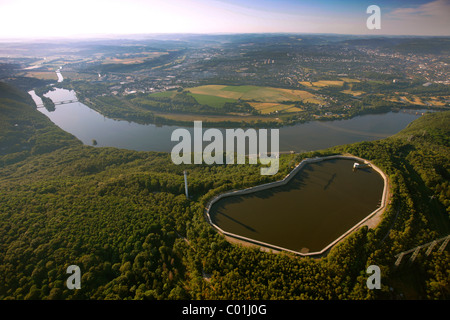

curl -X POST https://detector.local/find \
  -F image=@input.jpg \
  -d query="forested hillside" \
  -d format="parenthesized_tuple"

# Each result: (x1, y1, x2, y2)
(0, 82, 80, 163)
(0, 82, 448, 300)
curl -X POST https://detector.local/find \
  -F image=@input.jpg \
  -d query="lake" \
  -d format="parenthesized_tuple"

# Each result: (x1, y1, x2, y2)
(28, 85, 423, 254)
(28, 87, 424, 153)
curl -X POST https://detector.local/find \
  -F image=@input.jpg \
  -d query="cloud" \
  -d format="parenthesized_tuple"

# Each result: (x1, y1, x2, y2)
(383, 0, 450, 35)
(387, 0, 449, 17)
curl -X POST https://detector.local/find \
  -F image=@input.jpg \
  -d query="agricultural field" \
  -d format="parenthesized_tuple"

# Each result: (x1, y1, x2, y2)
(299, 78, 368, 97)
(300, 78, 360, 89)
(21, 71, 58, 80)
(248, 102, 303, 114)
(387, 94, 426, 106)
(299, 80, 345, 88)
(101, 52, 168, 65)
(341, 89, 365, 96)
(428, 96, 450, 106)
(184, 85, 323, 110)
(386, 93, 450, 107)
(399, 95, 426, 105)
(188, 93, 236, 108)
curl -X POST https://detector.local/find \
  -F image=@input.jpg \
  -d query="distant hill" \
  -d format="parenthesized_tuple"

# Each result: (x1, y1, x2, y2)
(340, 37, 450, 54)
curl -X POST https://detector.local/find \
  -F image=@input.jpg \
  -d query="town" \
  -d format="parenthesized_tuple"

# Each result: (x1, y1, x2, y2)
(1, 34, 448, 128)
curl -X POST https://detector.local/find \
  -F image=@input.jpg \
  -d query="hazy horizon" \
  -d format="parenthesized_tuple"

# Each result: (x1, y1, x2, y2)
(0, 0, 449, 40)
(1, 32, 448, 44)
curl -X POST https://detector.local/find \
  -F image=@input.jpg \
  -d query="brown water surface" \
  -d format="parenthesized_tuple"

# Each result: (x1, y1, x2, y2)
(210, 159, 384, 253)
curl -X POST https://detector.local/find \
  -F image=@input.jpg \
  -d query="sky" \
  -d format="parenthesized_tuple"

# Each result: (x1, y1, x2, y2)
(0, 0, 449, 39)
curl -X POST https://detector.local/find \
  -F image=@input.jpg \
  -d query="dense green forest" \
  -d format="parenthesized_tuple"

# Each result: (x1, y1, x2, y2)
(0, 82, 448, 300)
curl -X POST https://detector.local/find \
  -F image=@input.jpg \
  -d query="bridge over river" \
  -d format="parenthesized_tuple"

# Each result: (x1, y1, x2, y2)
(35, 99, 78, 108)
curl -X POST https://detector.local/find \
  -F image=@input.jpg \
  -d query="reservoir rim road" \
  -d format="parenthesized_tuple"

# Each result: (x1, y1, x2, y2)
(204, 154, 390, 257)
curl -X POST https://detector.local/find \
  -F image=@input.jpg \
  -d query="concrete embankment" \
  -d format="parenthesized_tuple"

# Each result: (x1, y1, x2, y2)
(204, 154, 389, 257)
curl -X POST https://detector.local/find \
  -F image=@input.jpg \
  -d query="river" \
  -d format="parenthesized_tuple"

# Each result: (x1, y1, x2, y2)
(55, 69, 64, 83)
(28, 87, 425, 153)
(27, 85, 426, 254)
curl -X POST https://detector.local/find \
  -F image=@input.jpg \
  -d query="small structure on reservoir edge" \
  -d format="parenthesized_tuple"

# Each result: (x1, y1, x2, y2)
(184, 170, 189, 199)
(353, 162, 370, 170)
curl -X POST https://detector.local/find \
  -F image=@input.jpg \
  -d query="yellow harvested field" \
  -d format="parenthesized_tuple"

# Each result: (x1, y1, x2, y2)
(428, 96, 447, 106)
(389, 94, 444, 106)
(312, 80, 344, 87)
(241, 87, 307, 102)
(300, 80, 343, 87)
(187, 85, 322, 104)
(340, 77, 360, 83)
(102, 52, 168, 65)
(24, 71, 58, 80)
(102, 58, 146, 65)
(250, 102, 301, 114)
(275, 88, 318, 100)
(284, 106, 303, 113)
(249, 102, 301, 114)
(249, 102, 280, 110)
(301, 79, 356, 88)
(342, 90, 365, 96)
(299, 81, 310, 85)
(401, 96, 425, 105)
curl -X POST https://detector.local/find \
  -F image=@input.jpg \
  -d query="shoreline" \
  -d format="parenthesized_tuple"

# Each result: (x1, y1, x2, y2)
(204, 153, 390, 258)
